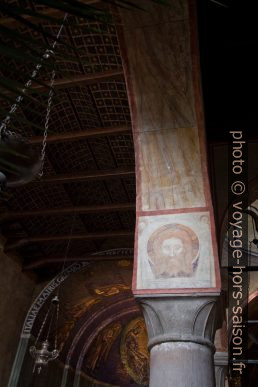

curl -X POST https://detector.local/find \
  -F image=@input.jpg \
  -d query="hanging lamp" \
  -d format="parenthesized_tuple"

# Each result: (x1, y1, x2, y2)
(30, 295, 60, 374)
(29, 213, 75, 374)
(0, 14, 67, 189)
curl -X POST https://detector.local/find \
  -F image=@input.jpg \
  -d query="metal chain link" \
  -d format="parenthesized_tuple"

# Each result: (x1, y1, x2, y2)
(38, 69, 55, 177)
(54, 301, 60, 350)
(0, 13, 68, 177)
(34, 307, 51, 346)
(0, 49, 54, 139)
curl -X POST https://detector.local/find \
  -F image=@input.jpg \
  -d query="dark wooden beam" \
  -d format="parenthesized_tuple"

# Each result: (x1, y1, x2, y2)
(0, 202, 135, 223)
(29, 125, 131, 144)
(0, 70, 124, 96)
(28, 167, 135, 185)
(4, 230, 134, 251)
(0, 1, 100, 27)
(32, 70, 124, 91)
(23, 254, 133, 270)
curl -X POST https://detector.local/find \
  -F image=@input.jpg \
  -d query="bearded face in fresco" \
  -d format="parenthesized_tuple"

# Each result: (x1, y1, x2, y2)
(147, 224, 199, 278)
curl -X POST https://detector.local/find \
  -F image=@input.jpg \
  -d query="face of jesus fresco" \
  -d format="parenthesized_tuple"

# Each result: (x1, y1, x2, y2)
(155, 237, 187, 278)
(161, 237, 184, 258)
(147, 224, 199, 279)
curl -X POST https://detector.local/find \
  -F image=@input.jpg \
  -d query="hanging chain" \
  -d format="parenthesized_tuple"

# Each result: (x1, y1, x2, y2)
(56, 213, 76, 297)
(0, 13, 68, 176)
(0, 49, 53, 140)
(50, 213, 76, 352)
(38, 69, 55, 177)
(38, 12, 68, 177)
(34, 307, 51, 346)
(54, 301, 60, 350)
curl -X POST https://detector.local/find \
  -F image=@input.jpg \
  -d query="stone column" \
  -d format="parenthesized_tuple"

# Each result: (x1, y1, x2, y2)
(139, 296, 219, 387)
(214, 352, 228, 387)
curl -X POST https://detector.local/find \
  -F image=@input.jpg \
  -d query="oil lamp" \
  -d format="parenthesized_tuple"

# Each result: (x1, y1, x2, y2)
(30, 296, 60, 374)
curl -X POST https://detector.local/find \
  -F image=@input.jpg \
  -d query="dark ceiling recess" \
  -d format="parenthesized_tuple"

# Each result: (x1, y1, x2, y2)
(197, 0, 258, 142)
(0, 10, 136, 280)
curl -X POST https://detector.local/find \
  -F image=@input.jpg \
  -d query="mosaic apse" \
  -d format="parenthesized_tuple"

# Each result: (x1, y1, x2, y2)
(23, 261, 150, 387)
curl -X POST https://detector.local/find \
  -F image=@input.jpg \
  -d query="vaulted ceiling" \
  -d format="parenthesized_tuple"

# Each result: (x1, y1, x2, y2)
(1, 0, 258, 281)
(0, 3, 135, 280)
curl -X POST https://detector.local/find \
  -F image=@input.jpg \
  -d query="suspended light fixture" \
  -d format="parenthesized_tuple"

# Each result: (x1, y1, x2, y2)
(29, 214, 76, 374)
(0, 14, 67, 190)
(30, 295, 60, 374)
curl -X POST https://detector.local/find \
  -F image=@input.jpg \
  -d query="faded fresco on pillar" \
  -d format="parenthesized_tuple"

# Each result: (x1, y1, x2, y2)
(122, 16, 196, 131)
(137, 127, 205, 210)
(136, 212, 216, 290)
(121, 5, 206, 211)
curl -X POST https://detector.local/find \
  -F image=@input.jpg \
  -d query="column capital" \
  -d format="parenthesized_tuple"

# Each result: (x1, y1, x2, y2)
(138, 295, 220, 351)
(214, 352, 228, 387)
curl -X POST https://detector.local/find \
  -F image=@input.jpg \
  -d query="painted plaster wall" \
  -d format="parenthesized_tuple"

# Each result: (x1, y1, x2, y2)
(0, 241, 35, 386)
(119, 0, 220, 294)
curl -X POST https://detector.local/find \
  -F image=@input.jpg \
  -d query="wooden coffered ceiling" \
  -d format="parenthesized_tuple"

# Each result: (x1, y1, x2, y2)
(0, 3, 136, 280)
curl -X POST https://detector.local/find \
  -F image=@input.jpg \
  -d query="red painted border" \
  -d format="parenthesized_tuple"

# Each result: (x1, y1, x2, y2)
(137, 207, 209, 217)
(115, 21, 143, 212)
(188, 0, 221, 292)
(131, 215, 139, 290)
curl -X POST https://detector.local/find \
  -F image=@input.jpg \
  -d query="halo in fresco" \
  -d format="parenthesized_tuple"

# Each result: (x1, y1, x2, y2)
(147, 223, 199, 278)
(136, 211, 216, 290)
